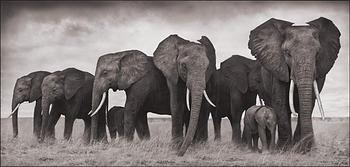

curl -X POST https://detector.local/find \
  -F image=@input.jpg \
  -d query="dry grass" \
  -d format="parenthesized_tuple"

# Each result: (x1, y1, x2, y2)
(1, 117, 349, 166)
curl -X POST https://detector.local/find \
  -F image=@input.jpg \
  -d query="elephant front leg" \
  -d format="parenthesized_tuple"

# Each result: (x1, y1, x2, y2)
(167, 80, 185, 147)
(135, 112, 150, 140)
(124, 87, 147, 142)
(63, 118, 75, 141)
(33, 99, 43, 140)
(213, 114, 222, 141)
(272, 80, 292, 150)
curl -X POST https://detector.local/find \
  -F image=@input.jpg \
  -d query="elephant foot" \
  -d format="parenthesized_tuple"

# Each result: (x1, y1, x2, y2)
(170, 137, 184, 150)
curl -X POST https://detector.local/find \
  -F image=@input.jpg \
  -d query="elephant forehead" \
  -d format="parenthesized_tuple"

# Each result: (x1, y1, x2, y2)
(42, 74, 60, 85)
(286, 26, 317, 38)
(16, 77, 31, 87)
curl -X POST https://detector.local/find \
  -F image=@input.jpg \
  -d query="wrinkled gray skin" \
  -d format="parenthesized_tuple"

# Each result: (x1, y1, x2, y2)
(10, 71, 51, 140)
(91, 50, 190, 142)
(208, 55, 262, 143)
(41, 68, 107, 144)
(107, 106, 124, 140)
(153, 35, 216, 156)
(248, 17, 341, 152)
(243, 105, 277, 153)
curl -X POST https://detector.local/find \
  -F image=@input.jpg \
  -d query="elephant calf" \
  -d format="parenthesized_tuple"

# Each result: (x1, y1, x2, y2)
(243, 105, 276, 153)
(107, 106, 124, 140)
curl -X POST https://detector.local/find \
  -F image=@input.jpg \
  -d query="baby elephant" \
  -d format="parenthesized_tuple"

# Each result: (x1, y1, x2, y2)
(243, 105, 276, 153)
(107, 106, 124, 140)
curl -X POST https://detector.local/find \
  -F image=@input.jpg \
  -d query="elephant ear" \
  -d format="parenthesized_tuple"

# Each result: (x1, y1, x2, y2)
(28, 71, 51, 102)
(117, 51, 150, 89)
(307, 17, 341, 78)
(220, 66, 248, 93)
(153, 35, 188, 84)
(198, 36, 217, 81)
(63, 68, 86, 100)
(248, 18, 293, 82)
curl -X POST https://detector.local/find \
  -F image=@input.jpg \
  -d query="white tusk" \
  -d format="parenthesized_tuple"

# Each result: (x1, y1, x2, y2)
(8, 103, 20, 118)
(258, 95, 264, 106)
(203, 90, 216, 107)
(313, 81, 325, 120)
(289, 80, 298, 117)
(186, 88, 190, 111)
(48, 104, 52, 115)
(90, 92, 106, 117)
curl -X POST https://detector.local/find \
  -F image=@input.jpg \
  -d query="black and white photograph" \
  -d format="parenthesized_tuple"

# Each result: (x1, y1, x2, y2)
(1, 1, 349, 166)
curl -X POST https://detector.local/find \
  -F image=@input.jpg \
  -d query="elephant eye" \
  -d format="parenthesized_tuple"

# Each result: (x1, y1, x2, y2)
(103, 70, 108, 75)
(18, 89, 23, 92)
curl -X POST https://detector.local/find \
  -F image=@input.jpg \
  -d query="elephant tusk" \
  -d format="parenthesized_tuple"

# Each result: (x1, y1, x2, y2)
(313, 81, 325, 121)
(258, 95, 264, 106)
(8, 103, 20, 118)
(48, 104, 52, 115)
(289, 80, 298, 117)
(186, 88, 190, 111)
(90, 92, 106, 117)
(203, 90, 216, 107)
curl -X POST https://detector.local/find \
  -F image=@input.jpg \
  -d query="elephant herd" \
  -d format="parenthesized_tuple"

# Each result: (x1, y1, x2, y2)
(9, 17, 341, 156)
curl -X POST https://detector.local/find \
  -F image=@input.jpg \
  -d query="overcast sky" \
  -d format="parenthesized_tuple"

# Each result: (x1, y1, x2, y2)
(1, 1, 349, 118)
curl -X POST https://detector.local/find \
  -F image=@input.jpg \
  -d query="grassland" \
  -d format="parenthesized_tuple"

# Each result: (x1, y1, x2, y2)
(1, 117, 349, 166)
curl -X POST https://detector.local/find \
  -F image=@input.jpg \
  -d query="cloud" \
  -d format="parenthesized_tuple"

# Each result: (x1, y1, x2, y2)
(1, 1, 349, 117)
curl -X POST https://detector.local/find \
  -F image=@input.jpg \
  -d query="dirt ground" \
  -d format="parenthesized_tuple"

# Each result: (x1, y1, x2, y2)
(1, 117, 349, 166)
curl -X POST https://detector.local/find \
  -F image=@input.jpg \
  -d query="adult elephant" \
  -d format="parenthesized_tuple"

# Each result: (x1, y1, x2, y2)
(153, 35, 216, 156)
(40, 68, 107, 144)
(9, 71, 51, 140)
(209, 55, 263, 143)
(248, 17, 341, 152)
(89, 50, 189, 142)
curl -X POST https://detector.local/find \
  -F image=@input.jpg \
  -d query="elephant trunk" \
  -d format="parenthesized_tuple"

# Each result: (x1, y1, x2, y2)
(11, 97, 20, 138)
(296, 76, 315, 150)
(40, 97, 51, 141)
(177, 81, 205, 156)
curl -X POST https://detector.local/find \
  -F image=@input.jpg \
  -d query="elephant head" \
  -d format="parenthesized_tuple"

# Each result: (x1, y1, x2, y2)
(40, 68, 90, 140)
(89, 50, 151, 140)
(9, 71, 51, 138)
(153, 35, 216, 156)
(248, 17, 340, 148)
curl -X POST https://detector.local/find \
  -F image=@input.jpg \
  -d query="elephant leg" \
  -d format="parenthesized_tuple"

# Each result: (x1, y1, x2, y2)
(266, 128, 271, 147)
(183, 109, 190, 135)
(45, 105, 61, 140)
(252, 133, 259, 152)
(213, 113, 222, 141)
(124, 85, 148, 142)
(82, 119, 91, 144)
(272, 79, 292, 150)
(63, 118, 75, 141)
(135, 112, 150, 140)
(258, 125, 268, 153)
(293, 116, 301, 145)
(33, 99, 43, 140)
(167, 80, 185, 146)
(229, 93, 244, 144)
(269, 125, 276, 151)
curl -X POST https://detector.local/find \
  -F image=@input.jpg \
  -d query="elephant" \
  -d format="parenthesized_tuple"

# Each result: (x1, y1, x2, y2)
(243, 105, 277, 153)
(208, 55, 263, 143)
(248, 17, 341, 152)
(153, 35, 216, 156)
(107, 106, 124, 140)
(40, 68, 107, 144)
(9, 71, 51, 140)
(89, 50, 190, 142)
